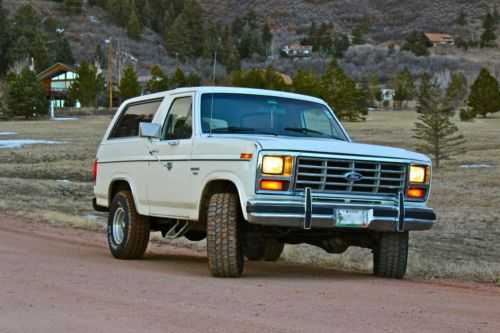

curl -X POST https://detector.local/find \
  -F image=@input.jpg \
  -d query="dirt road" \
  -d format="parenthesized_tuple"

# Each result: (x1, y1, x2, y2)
(0, 214, 499, 333)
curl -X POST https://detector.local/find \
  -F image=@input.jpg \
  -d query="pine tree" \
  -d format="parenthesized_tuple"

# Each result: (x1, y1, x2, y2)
(181, 0, 204, 57)
(468, 68, 500, 117)
(413, 80, 465, 168)
(455, 9, 467, 26)
(401, 30, 431, 56)
(54, 33, 75, 64)
(31, 34, 52, 73)
(119, 65, 141, 100)
(202, 20, 220, 61)
(293, 69, 322, 97)
(63, 0, 83, 15)
(239, 23, 252, 58)
(351, 26, 365, 45)
(165, 14, 190, 60)
(147, 65, 169, 93)
(171, 68, 187, 88)
(332, 33, 350, 58)
(261, 23, 273, 57)
(219, 26, 240, 72)
(445, 72, 468, 110)
(5, 66, 49, 118)
(127, 9, 141, 41)
(321, 59, 367, 121)
(94, 43, 106, 69)
(67, 60, 104, 107)
(480, 11, 497, 48)
(0, 0, 9, 74)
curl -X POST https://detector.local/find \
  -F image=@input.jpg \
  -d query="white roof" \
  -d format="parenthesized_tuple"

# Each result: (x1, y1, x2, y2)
(124, 86, 326, 105)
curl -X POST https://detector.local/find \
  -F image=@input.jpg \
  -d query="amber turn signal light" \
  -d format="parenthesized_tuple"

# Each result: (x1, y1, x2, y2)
(260, 180, 287, 191)
(407, 187, 426, 199)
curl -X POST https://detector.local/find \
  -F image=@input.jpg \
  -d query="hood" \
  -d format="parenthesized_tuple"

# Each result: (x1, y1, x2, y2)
(220, 135, 430, 163)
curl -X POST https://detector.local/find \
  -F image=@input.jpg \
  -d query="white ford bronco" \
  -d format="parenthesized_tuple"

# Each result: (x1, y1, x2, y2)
(93, 87, 436, 278)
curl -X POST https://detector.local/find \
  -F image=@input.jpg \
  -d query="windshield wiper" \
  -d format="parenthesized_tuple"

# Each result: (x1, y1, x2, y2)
(211, 127, 255, 133)
(283, 127, 325, 135)
(283, 127, 345, 141)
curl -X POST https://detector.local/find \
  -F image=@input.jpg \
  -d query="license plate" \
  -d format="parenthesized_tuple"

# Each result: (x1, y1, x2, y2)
(335, 209, 370, 228)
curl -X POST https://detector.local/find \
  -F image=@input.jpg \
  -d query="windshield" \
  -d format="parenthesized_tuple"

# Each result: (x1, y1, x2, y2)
(200, 93, 348, 141)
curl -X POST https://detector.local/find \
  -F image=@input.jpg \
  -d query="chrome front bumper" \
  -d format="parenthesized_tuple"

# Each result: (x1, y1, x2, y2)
(246, 191, 436, 232)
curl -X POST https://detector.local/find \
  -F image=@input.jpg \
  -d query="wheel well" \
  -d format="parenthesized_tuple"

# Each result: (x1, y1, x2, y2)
(109, 180, 132, 203)
(199, 180, 239, 225)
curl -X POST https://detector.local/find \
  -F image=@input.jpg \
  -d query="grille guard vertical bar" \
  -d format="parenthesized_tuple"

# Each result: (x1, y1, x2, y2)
(397, 191, 405, 232)
(304, 187, 312, 229)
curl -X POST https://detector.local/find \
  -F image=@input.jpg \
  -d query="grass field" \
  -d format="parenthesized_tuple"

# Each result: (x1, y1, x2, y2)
(0, 112, 499, 283)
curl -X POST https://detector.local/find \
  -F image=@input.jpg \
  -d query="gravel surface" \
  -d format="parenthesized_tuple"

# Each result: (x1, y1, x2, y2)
(1, 214, 499, 333)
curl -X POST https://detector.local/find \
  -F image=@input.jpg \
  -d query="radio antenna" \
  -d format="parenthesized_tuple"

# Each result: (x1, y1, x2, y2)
(209, 51, 217, 137)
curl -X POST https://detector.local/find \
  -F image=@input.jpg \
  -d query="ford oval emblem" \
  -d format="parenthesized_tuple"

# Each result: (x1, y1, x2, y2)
(345, 172, 363, 181)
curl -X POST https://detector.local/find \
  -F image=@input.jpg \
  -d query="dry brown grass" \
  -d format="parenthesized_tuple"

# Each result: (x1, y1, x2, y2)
(0, 112, 499, 282)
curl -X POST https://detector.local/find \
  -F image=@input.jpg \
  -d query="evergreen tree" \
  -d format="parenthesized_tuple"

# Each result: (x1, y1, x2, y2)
(445, 72, 468, 110)
(67, 60, 104, 107)
(239, 23, 253, 58)
(232, 68, 266, 89)
(63, 0, 83, 15)
(54, 33, 75, 64)
(107, 0, 132, 26)
(181, 0, 204, 57)
(401, 30, 431, 56)
(119, 65, 141, 100)
(293, 70, 322, 97)
(332, 33, 350, 58)
(480, 10, 497, 48)
(165, 14, 190, 60)
(392, 67, 415, 109)
(127, 9, 141, 41)
(321, 59, 367, 120)
(219, 26, 240, 72)
(171, 68, 187, 88)
(5, 66, 49, 118)
(468, 68, 500, 117)
(147, 65, 169, 93)
(351, 26, 365, 45)
(0, 0, 9, 74)
(261, 22, 273, 57)
(413, 80, 465, 168)
(31, 34, 52, 73)
(367, 74, 382, 107)
(94, 43, 106, 69)
(202, 20, 220, 61)
(455, 9, 467, 26)
(8, 5, 42, 64)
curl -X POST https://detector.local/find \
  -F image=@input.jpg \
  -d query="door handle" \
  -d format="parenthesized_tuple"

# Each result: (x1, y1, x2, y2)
(168, 141, 180, 146)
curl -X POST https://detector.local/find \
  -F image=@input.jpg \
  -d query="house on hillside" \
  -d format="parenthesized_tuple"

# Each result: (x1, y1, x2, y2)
(281, 44, 313, 58)
(37, 63, 78, 108)
(424, 33, 455, 46)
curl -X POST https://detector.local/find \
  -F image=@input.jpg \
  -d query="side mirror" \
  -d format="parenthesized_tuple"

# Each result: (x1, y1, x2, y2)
(139, 122, 161, 139)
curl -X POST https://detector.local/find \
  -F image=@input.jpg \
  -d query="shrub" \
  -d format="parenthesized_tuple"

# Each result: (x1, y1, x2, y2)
(459, 107, 476, 121)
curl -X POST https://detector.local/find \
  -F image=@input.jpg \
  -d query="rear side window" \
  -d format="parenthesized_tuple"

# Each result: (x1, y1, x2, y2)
(109, 99, 163, 139)
(162, 97, 193, 140)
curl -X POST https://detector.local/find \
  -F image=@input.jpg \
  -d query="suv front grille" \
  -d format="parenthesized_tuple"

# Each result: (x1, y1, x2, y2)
(294, 157, 406, 196)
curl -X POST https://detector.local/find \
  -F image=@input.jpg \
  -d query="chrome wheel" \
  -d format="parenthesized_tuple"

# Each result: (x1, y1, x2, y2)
(112, 207, 126, 244)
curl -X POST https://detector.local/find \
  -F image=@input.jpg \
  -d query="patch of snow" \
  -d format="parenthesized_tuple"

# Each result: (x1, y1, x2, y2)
(0, 132, 17, 135)
(51, 117, 79, 121)
(57, 179, 71, 183)
(0, 140, 64, 149)
(460, 164, 493, 169)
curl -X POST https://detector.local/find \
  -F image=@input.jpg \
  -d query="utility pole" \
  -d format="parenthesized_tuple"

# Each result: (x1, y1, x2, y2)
(108, 37, 113, 109)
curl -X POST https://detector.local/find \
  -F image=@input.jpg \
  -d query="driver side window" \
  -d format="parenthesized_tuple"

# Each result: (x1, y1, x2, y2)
(163, 97, 193, 140)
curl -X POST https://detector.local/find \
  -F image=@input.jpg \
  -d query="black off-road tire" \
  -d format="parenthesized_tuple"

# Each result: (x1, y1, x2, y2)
(206, 193, 244, 277)
(245, 243, 285, 262)
(107, 191, 150, 259)
(263, 243, 285, 262)
(373, 232, 409, 279)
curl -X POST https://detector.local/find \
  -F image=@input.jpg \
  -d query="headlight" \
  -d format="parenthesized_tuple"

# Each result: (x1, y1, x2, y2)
(262, 156, 293, 176)
(409, 165, 428, 184)
(262, 156, 284, 174)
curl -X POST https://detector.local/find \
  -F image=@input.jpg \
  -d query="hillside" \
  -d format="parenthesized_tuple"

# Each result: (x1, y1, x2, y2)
(1, 0, 499, 85)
